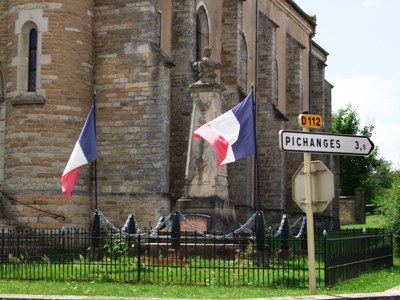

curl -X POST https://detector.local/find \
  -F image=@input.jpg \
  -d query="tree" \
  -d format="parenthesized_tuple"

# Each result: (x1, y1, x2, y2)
(363, 158, 393, 204)
(333, 108, 399, 248)
(374, 170, 400, 253)
(332, 105, 380, 196)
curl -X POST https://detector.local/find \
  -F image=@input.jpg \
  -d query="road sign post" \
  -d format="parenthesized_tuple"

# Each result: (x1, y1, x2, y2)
(302, 128, 317, 295)
(278, 118, 375, 296)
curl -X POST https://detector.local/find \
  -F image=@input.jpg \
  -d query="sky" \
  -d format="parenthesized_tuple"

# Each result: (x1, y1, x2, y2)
(294, 0, 400, 169)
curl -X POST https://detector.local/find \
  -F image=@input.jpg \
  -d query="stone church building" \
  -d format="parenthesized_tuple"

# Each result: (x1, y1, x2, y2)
(0, 0, 339, 230)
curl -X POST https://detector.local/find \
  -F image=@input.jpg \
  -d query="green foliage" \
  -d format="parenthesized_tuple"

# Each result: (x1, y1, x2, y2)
(373, 170, 400, 256)
(332, 104, 361, 135)
(103, 233, 134, 258)
(374, 171, 400, 233)
(332, 105, 385, 197)
(363, 158, 394, 204)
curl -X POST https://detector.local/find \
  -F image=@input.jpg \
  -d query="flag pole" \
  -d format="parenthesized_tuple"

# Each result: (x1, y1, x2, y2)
(253, 0, 261, 210)
(251, 88, 260, 211)
(93, 90, 98, 210)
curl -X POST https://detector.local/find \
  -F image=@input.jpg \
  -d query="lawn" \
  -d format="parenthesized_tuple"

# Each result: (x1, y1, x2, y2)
(0, 260, 399, 299)
(0, 250, 398, 299)
(340, 214, 386, 230)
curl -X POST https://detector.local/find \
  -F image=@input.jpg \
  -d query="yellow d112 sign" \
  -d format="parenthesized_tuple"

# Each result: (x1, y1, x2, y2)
(298, 114, 323, 129)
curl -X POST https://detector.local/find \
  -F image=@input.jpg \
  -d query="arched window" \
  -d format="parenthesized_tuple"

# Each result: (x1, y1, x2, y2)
(239, 32, 248, 91)
(196, 6, 209, 60)
(28, 28, 37, 92)
(12, 9, 49, 105)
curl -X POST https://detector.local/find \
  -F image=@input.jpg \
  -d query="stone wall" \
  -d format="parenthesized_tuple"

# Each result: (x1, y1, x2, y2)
(339, 188, 365, 226)
(169, 0, 197, 205)
(256, 12, 288, 223)
(0, 0, 337, 230)
(2, 0, 95, 228)
(281, 34, 305, 219)
(339, 196, 356, 225)
(220, 0, 254, 222)
(93, 0, 171, 227)
(0, 0, 5, 193)
(309, 48, 338, 229)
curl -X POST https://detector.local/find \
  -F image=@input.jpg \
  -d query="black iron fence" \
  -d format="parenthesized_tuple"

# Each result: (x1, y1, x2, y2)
(324, 228, 393, 286)
(0, 224, 393, 287)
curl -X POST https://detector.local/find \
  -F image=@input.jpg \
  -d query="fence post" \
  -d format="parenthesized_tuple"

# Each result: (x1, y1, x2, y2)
(278, 215, 290, 260)
(390, 227, 394, 258)
(127, 215, 136, 234)
(171, 212, 181, 250)
(90, 211, 101, 248)
(1, 228, 4, 262)
(88, 211, 102, 261)
(126, 215, 136, 255)
(255, 211, 265, 251)
(363, 228, 367, 273)
(137, 233, 141, 282)
(323, 229, 328, 287)
(61, 228, 66, 264)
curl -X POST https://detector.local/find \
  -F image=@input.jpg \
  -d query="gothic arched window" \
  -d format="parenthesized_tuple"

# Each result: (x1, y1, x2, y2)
(196, 6, 209, 60)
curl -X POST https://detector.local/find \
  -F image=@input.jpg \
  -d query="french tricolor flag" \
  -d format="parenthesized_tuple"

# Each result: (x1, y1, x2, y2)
(61, 103, 96, 198)
(194, 92, 256, 167)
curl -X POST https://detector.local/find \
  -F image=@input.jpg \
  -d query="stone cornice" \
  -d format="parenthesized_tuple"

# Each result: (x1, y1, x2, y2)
(272, 0, 316, 36)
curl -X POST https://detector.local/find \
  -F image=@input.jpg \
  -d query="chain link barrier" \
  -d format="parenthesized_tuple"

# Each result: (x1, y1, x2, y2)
(96, 210, 305, 240)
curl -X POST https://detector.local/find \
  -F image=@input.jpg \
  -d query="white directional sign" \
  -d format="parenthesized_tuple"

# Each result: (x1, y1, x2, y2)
(279, 130, 374, 156)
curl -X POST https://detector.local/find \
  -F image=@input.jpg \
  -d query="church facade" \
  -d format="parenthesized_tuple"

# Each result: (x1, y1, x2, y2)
(0, 0, 339, 230)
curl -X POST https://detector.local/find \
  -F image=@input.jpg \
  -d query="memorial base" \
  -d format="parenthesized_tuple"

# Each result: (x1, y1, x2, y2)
(176, 196, 239, 233)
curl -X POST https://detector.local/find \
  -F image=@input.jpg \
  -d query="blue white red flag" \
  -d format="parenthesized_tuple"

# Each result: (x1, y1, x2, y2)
(194, 92, 256, 167)
(61, 103, 96, 198)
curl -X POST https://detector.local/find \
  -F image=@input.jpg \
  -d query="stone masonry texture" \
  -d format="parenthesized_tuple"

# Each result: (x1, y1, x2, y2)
(0, 0, 337, 231)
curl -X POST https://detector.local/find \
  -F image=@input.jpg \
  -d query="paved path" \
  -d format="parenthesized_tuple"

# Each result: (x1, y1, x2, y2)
(1, 286, 400, 300)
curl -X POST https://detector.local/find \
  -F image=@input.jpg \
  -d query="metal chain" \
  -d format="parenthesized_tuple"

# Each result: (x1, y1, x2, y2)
(95, 210, 304, 240)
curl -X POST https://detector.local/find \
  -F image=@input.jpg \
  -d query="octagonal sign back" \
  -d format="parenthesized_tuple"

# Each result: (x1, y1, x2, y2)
(292, 160, 334, 213)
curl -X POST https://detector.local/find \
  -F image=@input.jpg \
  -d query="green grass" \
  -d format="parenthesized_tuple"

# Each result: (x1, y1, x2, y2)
(325, 259, 400, 294)
(0, 258, 399, 299)
(0, 280, 307, 298)
(340, 213, 386, 230)
(0, 254, 319, 287)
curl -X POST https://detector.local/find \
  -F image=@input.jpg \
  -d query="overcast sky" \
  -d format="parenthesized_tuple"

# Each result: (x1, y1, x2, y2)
(294, 0, 400, 169)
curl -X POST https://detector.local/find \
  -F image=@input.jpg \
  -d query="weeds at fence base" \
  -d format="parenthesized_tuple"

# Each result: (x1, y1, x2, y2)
(140, 257, 188, 266)
(86, 247, 103, 261)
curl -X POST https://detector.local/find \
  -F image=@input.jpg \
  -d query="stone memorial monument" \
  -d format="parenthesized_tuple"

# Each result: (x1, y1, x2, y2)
(176, 47, 238, 232)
